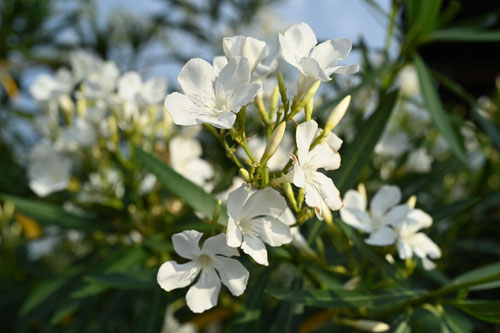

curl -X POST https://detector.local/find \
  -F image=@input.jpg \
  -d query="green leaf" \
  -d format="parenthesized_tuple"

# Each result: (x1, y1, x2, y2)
(442, 307, 474, 333)
(451, 300, 500, 324)
(451, 261, 500, 290)
(0, 194, 104, 230)
(431, 198, 479, 222)
(228, 268, 270, 333)
(269, 276, 304, 333)
(83, 271, 155, 291)
(429, 28, 500, 42)
(414, 54, 466, 162)
(135, 147, 227, 224)
(332, 90, 398, 193)
(267, 287, 421, 310)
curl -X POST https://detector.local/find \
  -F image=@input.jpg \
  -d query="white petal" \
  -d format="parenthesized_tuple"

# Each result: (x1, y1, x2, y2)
(185, 267, 221, 313)
(141, 77, 167, 104)
(157, 261, 200, 292)
(226, 218, 243, 248)
(228, 83, 260, 112)
(279, 22, 317, 68)
(397, 239, 412, 259)
(172, 230, 202, 260)
(118, 71, 142, 100)
(370, 185, 401, 217)
(384, 204, 410, 228)
(328, 64, 360, 75)
(310, 39, 352, 69)
(203, 111, 237, 129)
(343, 190, 366, 211)
(164, 92, 197, 126)
(290, 154, 306, 188)
(226, 184, 250, 221)
(241, 234, 268, 266)
(405, 209, 433, 232)
(212, 56, 228, 75)
(178, 58, 215, 98)
(324, 133, 343, 152)
(310, 172, 343, 211)
(216, 57, 250, 94)
(365, 227, 396, 246)
(254, 216, 292, 247)
(214, 256, 249, 296)
(304, 183, 325, 218)
(298, 57, 330, 81)
(412, 233, 441, 259)
(223, 35, 268, 73)
(422, 257, 436, 270)
(202, 233, 239, 257)
(307, 143, 341, 171)
(278, 207, 296, 226)
(241, 187, 287, 220)
(340, 208, 372, 233)
(296, 120, 318, 164)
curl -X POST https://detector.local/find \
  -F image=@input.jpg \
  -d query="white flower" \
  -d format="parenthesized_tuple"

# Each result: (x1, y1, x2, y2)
(399, 65, 420, 97)
(28, 140, 72, 197)
(55, 118, 97, 152)
(161, 306, 197, 333)
(393, 209, 441, 270)
(117, 71, 167, 106)
(375, 131, 410, 157)
(169, 136, 214, 191)
(226, 184, 292, 266)
(30, 69, 74, 102)
(157, 230, 249, 313)
(405, 147, 433, 173)
(164, 57, 260, 129)
(289, 120, 343, 219)
(340, 185, 409, 246)
(214, 35, 277, 80)
(279, 22, 359, 96)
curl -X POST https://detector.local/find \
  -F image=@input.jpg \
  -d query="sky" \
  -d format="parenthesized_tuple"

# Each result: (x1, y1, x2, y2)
(96, 0, 392, 80)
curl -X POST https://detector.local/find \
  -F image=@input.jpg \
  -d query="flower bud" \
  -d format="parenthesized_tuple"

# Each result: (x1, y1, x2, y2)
(269, 85, 279, 116)
(337, 319, 390, 332)
(407, 195, 417, 209)
(238, 168, 251, 182)
(324, 95, 351, 133)
(278, 72, 287, 102)
(292, 80, 321, 116)
(305, 97, 314, 121)
(261, 121, 286, 164)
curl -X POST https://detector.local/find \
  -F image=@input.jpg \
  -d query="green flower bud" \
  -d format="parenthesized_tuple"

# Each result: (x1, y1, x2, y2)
(324, 95, 351, 133)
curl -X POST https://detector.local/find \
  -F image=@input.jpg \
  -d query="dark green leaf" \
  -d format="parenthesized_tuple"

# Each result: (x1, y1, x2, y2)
(83, 271, 155, 291)
(451, 299, 500, 324)
(0, 194, 104, 230)
(429, 28, 500, 42)
(414, 54, 466, 162)
(451, 261, 500, 290)
(431, 198, 479, 222)
(135, 147, 227, 224)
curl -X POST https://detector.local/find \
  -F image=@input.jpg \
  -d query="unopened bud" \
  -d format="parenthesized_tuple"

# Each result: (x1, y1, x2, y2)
(343, 276, 361, 291)
(305, 97, 314, 121)
(261, 121, 286, 164)
(269, 85, 279, 116)
(238, 168, 251, 182)
(324, 95, 351, 133)
(108, 115, 119, 146)
(357, 183, 367, 203)
(278, 72, 287, 102)
(293, 80, 321, 115)
(407, 195, 417, 209)
(337, 319, 390, 332)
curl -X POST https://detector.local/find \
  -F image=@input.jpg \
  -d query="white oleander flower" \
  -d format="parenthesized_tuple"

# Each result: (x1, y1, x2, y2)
(279, 22, 359, 96)
(289, 120, 343, 219)
(213, 35, 277, 80)
(399, 65, 420, 97)
(405, 147, 433, 173)
(55, 118, 97, 152)
(157, 231, 249, 313)
(169, 136, 214, 191)
(226, 184, 292, 266)
(375, 131, 410, 157)
(117, 71, 167, 106)
(340, 185, 409, 246)
(164, 57, 260, 129)
(28, 140, 72, 197)
(393, 209, 441, 270)
(30, 69, 74, 102)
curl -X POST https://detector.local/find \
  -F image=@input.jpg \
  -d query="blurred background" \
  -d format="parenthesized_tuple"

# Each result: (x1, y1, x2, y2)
(1, 0, 499, 332)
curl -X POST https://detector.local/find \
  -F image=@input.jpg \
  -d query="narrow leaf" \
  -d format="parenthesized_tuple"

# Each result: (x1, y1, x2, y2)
(135, 147, 227, 224)
(414, 54, 466, 162)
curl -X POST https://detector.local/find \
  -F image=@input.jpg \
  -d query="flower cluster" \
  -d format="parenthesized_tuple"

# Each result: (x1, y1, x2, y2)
(340, 185, 441, 269)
